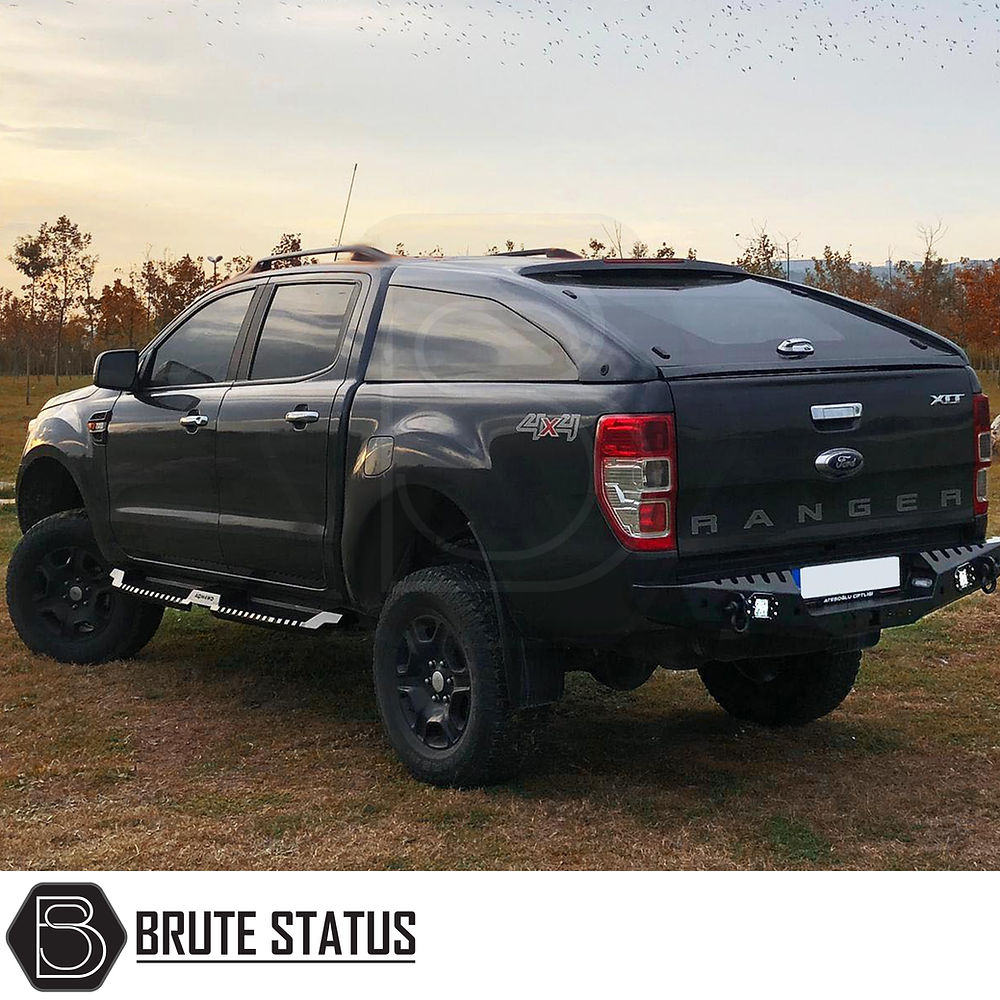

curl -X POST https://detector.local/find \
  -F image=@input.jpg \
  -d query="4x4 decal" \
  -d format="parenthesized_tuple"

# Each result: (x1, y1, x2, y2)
(516, 412, 581, 442)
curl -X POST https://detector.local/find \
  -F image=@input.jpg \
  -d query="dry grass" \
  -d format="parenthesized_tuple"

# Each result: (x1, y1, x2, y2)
(0, 374, 999, 870)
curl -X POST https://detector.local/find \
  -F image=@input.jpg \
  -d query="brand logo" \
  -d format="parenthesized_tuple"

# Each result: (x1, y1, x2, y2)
(776, 338, 815, 357)
(7, 883, 127, 992)
(931, 393, 965, 405)
(815, 448, 865, 480)
(516, 412, 581, 441)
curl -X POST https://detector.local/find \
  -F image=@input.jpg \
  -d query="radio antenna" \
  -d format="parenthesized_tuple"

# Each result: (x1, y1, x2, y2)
(334, 163, 358, 260)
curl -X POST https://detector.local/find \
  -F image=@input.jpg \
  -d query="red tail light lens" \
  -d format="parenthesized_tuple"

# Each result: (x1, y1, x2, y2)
(595, 414, 676, 551)
(974, 393, 991, 516)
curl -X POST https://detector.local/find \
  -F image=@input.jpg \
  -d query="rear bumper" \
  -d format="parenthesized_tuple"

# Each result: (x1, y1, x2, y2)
(632, 540, 1000, 653)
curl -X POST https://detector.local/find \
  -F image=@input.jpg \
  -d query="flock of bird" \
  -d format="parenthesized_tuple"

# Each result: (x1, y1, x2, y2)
(4, 0, 1000, 79)
(352, 0, 1000, 76)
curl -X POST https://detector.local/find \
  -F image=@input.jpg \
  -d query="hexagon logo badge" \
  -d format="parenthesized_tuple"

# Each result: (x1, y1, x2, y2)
(7, 883, 127, 992)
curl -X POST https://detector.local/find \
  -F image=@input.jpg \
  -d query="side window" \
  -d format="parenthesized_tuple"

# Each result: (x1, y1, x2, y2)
(367, 286, 577, 382)
(147, 290, 254, 387)
(249, 282, 357, 381)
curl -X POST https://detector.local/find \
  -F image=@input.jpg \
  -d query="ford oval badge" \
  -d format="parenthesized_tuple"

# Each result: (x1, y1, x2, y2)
(777, 338, 815, 357)
(815, 448, 865, 480)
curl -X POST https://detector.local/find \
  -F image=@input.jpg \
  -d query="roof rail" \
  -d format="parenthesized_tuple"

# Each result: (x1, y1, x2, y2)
(494, 247, 584, 260)
(250, 244, 392, 272)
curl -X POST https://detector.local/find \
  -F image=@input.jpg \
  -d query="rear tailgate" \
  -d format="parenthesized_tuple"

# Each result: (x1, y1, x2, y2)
(670, 367, 977, 559)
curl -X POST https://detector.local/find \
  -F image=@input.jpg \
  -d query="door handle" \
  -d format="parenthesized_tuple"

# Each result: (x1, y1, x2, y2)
(179, 414, 209, 429)
(284, 410, 320, 425)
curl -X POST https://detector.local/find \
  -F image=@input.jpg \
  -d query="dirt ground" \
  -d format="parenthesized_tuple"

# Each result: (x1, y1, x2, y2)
(1, 375, 999, 870)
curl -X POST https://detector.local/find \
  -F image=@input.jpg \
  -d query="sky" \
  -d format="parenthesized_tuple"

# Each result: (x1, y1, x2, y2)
(1, 0, 999, 290)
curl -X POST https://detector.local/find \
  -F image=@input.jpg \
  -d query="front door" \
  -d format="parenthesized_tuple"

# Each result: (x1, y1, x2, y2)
(106, 287, 258, 568)
(215, 279, 361, 587)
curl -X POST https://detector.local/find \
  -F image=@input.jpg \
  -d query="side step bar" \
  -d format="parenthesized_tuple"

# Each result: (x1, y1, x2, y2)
(109, 569, 343, 630)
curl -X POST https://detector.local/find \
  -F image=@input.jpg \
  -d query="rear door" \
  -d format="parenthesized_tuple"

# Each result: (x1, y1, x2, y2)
(215, 277, 363, 587)
(106, 287, 259, 568)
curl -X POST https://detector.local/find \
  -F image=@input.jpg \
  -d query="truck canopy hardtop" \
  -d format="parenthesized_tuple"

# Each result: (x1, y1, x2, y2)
(230, 246, 967, 381)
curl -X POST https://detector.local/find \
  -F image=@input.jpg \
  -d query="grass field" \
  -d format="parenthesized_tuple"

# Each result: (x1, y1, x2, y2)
(1, 374, 999, 870)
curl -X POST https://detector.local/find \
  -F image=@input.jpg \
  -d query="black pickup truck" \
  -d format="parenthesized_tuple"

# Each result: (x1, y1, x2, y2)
(6, 246, 999, 785)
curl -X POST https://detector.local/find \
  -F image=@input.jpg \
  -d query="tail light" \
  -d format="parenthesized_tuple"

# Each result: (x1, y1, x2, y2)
(974, 393, 991, 516)
(595, 414, 676, 551)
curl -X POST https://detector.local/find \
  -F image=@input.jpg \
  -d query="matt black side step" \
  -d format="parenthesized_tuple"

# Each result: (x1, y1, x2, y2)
(109, 569, 343, 630)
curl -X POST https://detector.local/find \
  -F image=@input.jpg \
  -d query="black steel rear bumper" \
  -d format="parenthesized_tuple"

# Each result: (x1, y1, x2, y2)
(632, 540, 1000, 647)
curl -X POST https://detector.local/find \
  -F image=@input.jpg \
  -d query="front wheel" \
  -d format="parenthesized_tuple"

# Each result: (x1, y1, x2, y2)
(6, 509, 163, 664)
(373, 565, 543, 787)
(698, 649, 861, 726)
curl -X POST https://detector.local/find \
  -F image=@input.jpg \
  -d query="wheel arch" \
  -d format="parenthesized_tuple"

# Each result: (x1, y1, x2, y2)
(16, 450, 87, 532)
(346, 483, 492, 614)
(345, 482, 564, 711)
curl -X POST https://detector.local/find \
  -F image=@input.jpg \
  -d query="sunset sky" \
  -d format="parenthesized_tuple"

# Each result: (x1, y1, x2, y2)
(1, 0, 999, 289)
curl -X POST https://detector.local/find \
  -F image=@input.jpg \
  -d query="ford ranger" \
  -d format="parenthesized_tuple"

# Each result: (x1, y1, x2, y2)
(6, 245, 999, 785)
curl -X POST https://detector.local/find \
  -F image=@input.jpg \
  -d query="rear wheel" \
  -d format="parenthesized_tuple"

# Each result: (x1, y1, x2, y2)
(373, 565, 542, 786)
(586, 650, 657, 692)
(698, 649, 861, 726)
(6, 509, 163, 664)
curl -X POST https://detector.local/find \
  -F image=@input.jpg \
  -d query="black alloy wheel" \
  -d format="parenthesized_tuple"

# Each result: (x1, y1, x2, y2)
(394, 612, 472, 750)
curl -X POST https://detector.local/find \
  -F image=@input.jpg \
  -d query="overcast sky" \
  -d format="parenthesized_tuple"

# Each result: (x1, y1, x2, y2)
(1, 0, 998, 288)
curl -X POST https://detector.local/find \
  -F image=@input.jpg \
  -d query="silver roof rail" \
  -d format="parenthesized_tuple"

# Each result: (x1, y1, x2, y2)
(494, 247, 584, 260)
(250, 244, 393, 272)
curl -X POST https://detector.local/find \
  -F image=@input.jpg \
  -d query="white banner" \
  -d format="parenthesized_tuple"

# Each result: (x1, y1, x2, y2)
(0, 871, 995, 999)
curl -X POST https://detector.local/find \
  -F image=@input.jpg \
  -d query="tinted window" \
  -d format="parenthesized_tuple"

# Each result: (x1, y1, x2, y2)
(549, 275, 954, 366)
(367, 286, 576, 382)
(147, 290, 254, 387)
(250, 282, 357, 381)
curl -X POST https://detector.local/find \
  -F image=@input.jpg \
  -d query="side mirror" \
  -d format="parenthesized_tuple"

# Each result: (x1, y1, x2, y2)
(93, 350, 139, 391)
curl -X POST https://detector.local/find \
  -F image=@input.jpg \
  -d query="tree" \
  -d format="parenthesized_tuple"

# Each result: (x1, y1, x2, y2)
(806, 246, 883, 303)
(98, 277, 146, 349)
(9, 229, 51, 402)
(270, 232, 314, 268)
(955, 260, 1000, 366)
(36, 216, 95, 384)
(734, 228, 785, 277)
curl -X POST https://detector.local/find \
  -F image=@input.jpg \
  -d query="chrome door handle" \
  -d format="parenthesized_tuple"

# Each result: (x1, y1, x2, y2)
(179, 414, 209, 429)
(285, 410, 320, 424)
(811, 403, 862, 422)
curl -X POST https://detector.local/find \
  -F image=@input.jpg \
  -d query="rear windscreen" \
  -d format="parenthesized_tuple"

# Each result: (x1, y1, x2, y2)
(539, 274, 956, 366)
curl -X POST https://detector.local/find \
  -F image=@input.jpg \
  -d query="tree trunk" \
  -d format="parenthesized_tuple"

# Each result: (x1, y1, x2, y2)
(54, 306, 64, 386)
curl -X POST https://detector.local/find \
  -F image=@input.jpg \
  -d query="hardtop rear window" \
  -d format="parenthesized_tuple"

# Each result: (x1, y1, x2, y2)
(535, 274, 955, 366)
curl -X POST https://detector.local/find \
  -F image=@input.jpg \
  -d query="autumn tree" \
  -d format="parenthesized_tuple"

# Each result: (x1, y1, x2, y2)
(9, 229, 51, 402)
(955, 260, 1000, 366)
(734, 229, 785, 277)
(35, 216, 96, 384)
(806, 246, 883, 303)
(97, 277, 146, 349)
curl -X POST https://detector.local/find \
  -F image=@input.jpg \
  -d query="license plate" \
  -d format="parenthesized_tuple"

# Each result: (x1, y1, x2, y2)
(795, 556, 900, 601)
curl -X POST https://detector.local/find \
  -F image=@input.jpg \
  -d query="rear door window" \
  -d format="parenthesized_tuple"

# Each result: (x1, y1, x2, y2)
(368, 286, 577, 382)
(249, 282, 357, 381)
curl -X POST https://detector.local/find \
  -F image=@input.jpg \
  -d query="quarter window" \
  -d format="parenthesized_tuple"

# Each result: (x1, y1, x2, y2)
(147, 290, 254, 387)
(250, 282, 357, 381)
(367, 286, 577, 382)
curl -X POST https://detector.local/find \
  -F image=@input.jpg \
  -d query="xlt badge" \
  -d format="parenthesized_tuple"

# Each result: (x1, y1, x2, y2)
(931, 393, 965, 405)
(815, 448, 865, 479)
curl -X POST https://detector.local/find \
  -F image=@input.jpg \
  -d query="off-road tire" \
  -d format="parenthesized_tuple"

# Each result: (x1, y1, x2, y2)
(6, 509, 163, 664)
(698, 649, 861, 726)
(585, 650, 657, 692)
(373, 564, 543, 787)
(116, 601, 164, 658)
